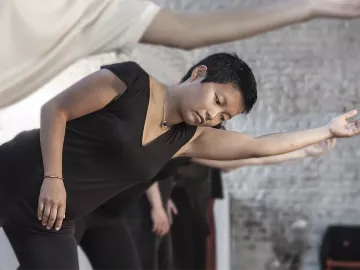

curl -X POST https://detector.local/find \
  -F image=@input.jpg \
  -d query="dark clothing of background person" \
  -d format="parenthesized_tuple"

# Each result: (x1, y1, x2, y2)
(170, 160, 223, 270)
(75, 158, 189, 269)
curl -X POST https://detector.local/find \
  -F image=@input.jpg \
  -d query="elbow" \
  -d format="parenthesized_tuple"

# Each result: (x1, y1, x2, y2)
(250, 151, 263, 159)
(169, 16, 200, 51)
(178, 43, 196, 51)
(249, 139, 275, 159)
(172, 34, 197, 51)
(41, 102, 58, 116)
(244, 145, 264, 159)
(41, 101, 66, 122)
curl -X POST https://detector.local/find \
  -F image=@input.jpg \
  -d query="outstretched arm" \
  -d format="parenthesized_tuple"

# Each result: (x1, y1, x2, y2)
(181, 110, 359, 160)
(192, 139, 336, 171)
(141, 0, 360, 50)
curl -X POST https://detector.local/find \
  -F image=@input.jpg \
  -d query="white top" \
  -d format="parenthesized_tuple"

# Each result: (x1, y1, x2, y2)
(0, 0, 161, 108)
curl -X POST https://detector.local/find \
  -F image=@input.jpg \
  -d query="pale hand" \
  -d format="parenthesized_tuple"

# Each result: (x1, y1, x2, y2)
(304, 138, 336, 157)
(167, 199, 178, 224)
(309, 0, 360, 18)
(151, 206, 170, 237)
(327, 110, 360, 138)
(37, 178, 67, 231)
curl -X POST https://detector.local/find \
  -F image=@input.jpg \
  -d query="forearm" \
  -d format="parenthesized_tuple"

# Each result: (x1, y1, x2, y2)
(254, 127, 331, 157)
(40, 104, 66, 177)
(145, 182, 163, 209)
(192, 148, 308, 170)
(142, 0, 312, 50)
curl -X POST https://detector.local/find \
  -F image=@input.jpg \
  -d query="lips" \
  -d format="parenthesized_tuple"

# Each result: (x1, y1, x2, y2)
(195, 111, 205, 124)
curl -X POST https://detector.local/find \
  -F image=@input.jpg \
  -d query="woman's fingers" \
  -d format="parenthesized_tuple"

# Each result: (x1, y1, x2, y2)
(55, 205, 66, 231)
(37, 199, 44, 220)
(42, 202, 51, 226)
(46, 205, 58, 229)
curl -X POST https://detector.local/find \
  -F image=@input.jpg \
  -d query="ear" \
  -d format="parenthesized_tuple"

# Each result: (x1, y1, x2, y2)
(190, 65, 207, 82)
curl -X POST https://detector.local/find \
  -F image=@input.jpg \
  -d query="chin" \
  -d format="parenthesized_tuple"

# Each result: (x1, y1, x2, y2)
(182, 111, 199, 126)
(185, 119, 199, 127)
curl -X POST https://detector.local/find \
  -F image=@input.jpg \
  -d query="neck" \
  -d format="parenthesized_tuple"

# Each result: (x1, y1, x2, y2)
(164, 84, 184, 127)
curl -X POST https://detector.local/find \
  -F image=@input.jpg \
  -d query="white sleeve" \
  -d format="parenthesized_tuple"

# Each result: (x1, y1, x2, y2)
(0, 0, 161, 108)
(86, 0, 162, 54)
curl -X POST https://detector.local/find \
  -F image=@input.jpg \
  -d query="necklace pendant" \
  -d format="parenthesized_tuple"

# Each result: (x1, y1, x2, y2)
(162, 120, 168, 130)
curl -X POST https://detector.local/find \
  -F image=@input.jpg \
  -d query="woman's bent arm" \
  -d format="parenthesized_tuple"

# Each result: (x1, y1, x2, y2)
(38, 69, 127, 230)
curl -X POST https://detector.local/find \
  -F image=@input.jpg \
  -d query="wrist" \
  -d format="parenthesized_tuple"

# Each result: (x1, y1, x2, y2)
(43, 175, 64, 180)
(304, 0, 332, 19)
(297, 0, 316, 21)
(283, 0, 314, 23)
(44, 169, 63, 178)
(151, 202, 164, 211)
(321, 125, 333, 139)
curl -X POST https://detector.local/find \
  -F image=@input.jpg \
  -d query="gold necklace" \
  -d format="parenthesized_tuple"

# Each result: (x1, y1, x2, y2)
(161, 90, 168, 130)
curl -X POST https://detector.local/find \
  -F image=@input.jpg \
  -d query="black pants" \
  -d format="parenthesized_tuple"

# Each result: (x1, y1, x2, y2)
(124, 197, 173, 270)
(0, 140, 79, 270)
(75, 196, 173, 270)
(171, 188, 209, 270)
(75, 209, 142, 270)
(3, 220, 79, 270)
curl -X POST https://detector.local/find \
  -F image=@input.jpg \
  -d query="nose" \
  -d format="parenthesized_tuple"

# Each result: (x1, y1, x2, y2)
(205, 111, 212, 121)
(206, 109, 221, 122)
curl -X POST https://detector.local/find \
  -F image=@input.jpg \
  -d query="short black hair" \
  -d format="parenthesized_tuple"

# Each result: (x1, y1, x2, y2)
(181, 53, 257, 114)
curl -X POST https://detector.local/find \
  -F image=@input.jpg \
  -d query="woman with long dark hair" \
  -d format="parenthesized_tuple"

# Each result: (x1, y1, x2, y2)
(0, 52, 358, 269)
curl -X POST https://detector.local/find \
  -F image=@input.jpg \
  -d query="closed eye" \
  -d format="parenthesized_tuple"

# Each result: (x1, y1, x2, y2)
(215, 94, 220, 105)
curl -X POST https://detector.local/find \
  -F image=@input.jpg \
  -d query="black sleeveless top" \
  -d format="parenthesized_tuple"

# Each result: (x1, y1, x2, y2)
(4, 62, 197, 220)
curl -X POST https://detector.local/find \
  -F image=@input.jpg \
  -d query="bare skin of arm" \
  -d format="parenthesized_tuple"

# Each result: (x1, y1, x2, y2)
(192, 138, 336, 171)
(181, 111, 360, 161)
(141, 0, 360, 50)
(38, 70, 126, 230)
(145, 182, 170, 236)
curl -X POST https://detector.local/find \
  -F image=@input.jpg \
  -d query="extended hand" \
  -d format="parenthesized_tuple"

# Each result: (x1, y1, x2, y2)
(151, 206, 170, 237)
(37, 178, 67, 231)
(309, 0, 360, 18)
(327, 110, 360, 138)
(304, 138, 336, 157)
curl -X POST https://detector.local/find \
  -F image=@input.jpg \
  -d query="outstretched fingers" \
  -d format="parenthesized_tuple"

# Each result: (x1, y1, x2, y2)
(344, 110, 358, 120)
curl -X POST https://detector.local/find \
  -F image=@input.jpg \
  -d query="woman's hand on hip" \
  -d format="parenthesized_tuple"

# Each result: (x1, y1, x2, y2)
(37, 177, 67, 231)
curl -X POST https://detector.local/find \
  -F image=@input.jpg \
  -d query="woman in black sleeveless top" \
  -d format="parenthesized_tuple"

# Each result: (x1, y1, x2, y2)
(0, 52, 359, 269)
